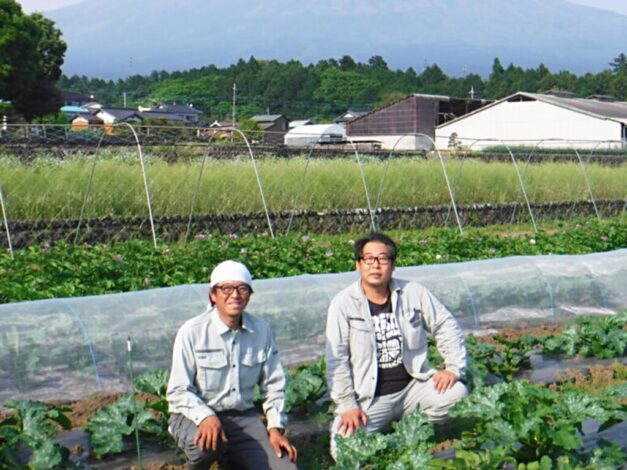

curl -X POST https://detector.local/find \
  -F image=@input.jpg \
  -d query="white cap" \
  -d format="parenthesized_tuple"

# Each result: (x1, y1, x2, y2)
(210, 260, 253, 288)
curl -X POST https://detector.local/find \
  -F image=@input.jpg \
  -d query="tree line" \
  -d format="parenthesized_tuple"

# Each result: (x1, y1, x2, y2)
(57, 53, 627, 123)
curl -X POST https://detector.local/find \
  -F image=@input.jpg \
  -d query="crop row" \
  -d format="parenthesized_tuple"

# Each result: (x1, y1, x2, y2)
(4, 199, 622, 248)
(2, 313, 625, 469)
(1, 154, 625, 220)
(1, 217, 625, 303)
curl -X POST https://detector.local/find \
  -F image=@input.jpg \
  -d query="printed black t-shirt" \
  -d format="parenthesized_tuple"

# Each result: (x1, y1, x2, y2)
(368, 297, 412, 396)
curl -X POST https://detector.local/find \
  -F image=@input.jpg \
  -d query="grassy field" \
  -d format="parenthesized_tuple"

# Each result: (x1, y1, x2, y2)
(1, 153, 625, 220)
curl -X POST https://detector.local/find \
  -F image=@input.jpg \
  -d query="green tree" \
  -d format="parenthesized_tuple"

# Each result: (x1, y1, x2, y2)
(0, 1, 66, 121)
(313, 67, 380, 111)
(375, 91, 407, 109)
(237, 118, 263, 143)
(339, 55, 357, 71)
(609, 53, 627, 73)
(0, 0, 41, 102)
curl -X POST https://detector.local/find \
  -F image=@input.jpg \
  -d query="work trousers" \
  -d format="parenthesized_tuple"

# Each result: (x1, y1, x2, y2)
(330, 377, 468, 459)
(169, 409, 298, 470)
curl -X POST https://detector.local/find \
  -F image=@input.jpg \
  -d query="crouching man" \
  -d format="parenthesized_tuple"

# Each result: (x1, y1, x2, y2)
(167, 260, 298, 470)
(326, 232, 468, 459)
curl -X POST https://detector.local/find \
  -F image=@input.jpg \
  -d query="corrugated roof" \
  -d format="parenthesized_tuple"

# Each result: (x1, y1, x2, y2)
(525, 92, 627, 122)
(438, 92, 627, 128)
(141, 111, 186, 121)
(98, 108, 141, 120)
(158, 103, 202, 114)
(251, 114, 284, 122)
(61, 105, 87, 113)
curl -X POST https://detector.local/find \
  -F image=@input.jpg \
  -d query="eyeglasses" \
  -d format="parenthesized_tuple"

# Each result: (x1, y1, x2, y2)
(214, 284, 252, 296)
(360, 255, 393, 266)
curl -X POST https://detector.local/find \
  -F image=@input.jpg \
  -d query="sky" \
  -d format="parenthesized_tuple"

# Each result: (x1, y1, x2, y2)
(16, 0, 627, 16)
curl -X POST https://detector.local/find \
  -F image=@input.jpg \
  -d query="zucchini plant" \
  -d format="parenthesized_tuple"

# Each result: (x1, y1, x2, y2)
(85, 369, 173, 459)
(0, 400, 72, 469)
(447, 381, 626, 467)
(541, 310, 626, 359)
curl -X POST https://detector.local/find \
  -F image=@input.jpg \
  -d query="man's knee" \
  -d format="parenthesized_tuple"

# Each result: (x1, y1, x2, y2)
(185, 446, 215, 469)
(426, 381, 468, 422)
(169, 414, 220, 469)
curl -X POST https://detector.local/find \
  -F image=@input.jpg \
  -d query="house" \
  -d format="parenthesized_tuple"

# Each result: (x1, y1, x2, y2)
(139, 110, 186, 124)
(284, 124, 346, 147)
(96, 107, 143, 124)
(205, 120, 240, 139)
(434, 92, 627, 150)
(347, 94, 489, 150)
(209, 120, 239, 128)
(93, 107, 143, 134)
(60, 105, 88, 117)
(250, 114, 290, 145)
(154, 103, 202, 125)
(70, 113, 103, 131)
(335, 110, 368, 127)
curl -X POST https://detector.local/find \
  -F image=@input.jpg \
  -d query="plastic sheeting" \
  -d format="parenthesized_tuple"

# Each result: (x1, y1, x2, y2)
(0, 249, 625, 404)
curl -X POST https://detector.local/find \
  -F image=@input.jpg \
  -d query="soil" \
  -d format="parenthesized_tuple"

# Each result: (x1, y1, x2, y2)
(476, 323, 564, 347)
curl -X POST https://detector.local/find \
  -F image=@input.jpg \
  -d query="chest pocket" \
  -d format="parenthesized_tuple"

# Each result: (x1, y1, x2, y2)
(240, 349, 267, 389)
(348, 316, 370, 332)
(196, 350, 227, 391)
(402, 309, 425, 350)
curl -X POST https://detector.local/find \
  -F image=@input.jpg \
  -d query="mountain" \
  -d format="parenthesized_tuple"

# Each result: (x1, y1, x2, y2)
(48, 0, 627, 79)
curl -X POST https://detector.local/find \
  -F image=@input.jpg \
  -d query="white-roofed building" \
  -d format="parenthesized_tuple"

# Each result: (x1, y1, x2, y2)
(284, 123, 346, 147)
(435, 91, 627, 150)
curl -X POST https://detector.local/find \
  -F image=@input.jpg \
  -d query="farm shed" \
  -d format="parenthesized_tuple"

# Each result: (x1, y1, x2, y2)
(435, 91, 627, 150)
(251, 114, 290, 145)
(284, 123, 346, 147)
(347, 94, 488, 150)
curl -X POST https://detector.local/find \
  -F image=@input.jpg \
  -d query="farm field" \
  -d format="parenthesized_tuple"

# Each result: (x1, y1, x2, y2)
(1, 145, 625, 468)
(3, 313, 625, 469)
(1, 216, 625, 303)
(0, 154, 625, 219)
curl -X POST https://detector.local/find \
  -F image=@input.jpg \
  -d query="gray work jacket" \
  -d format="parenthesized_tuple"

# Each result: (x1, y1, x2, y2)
(325, 278, 467, 414)
(166, 306, 287, 430)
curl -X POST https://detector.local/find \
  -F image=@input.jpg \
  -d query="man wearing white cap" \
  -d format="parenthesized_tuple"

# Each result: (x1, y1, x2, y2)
(167, 260, 298, 470)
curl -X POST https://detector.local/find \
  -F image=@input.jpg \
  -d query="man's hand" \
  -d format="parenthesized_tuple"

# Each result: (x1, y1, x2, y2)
(194, 415, 228, 451)
(433, 370, 459, 394)
(338, 407, 368, 436)
(268, 428, 298, 462)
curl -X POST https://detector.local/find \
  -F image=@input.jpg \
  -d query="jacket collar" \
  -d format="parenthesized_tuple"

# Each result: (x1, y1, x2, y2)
(349, 277, 401, 301)
(208, 306, 255, 334)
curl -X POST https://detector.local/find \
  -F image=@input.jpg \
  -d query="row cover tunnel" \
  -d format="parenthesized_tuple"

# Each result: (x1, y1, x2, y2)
(1, 249, 625, 406)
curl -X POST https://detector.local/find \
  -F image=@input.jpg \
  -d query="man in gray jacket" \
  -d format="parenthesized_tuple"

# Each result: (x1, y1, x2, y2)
(326, 232, 468, 458)
(167, 260, 298, 470)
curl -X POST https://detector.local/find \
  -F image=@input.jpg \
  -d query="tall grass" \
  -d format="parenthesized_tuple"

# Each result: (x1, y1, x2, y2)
(1, 153, 625, 220)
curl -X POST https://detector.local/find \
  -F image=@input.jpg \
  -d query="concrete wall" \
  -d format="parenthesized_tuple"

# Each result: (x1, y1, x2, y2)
(348, 134, 433, 150)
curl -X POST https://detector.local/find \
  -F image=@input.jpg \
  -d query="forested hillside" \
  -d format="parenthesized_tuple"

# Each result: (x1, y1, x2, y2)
(59, 54, 627, 122)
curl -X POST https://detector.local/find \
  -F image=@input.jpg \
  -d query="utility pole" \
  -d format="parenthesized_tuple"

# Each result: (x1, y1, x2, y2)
(231, 82, 237, 142)
(123, 91, 127, 108)
(231, 83, 237, 124)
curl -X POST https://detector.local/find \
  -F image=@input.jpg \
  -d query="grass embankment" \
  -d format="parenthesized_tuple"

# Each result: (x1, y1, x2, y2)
(1, 154, 625, 220)
(1, 216, 624, 303)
